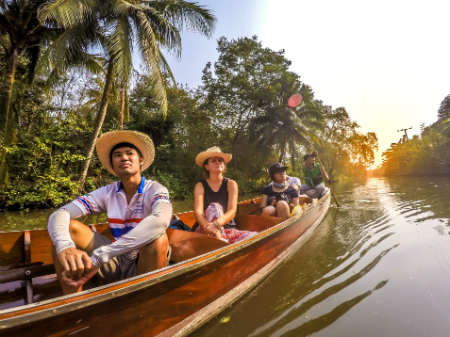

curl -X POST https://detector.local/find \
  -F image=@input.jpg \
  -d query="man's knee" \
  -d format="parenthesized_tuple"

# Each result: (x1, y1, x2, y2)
(140, 233, 169, 257)
(68, 220, 94, 250)
(316, 184, 326, 193)
(69, 220, 89, 236)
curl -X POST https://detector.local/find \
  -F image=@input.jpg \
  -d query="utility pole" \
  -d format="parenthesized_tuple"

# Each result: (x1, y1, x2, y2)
(397, 127, 412, 141)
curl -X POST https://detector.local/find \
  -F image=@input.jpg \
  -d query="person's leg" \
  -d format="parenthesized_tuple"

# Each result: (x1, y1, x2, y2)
(301, 183, 318, 198)
(315, 183, 326, 197)
(261, 205, 277, 217)
(275, 201, 290, 219)
(305, 184, 325, 198)
(52, 220, 95, 294)
(300, 184, 314, 194)
(136, 233, 169, 275)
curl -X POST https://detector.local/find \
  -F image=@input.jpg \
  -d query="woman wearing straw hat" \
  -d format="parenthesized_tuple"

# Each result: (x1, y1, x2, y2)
(48, 131, 172, 294)
(194, 147, 257, 244)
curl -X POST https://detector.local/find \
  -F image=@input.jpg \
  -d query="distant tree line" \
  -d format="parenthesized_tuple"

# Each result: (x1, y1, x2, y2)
(380, 94, 450, 176)
(0, 2, 378, 209)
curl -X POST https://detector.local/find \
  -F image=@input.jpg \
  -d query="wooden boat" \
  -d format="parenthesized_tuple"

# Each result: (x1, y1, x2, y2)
(0, 190, 330, 336)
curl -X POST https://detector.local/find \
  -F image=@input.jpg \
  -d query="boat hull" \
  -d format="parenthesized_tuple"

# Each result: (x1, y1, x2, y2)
(0, 193, 330, 336)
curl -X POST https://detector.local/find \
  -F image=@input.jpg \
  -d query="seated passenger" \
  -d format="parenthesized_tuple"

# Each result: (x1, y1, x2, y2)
(48, 131, 172, 294)
(194, 147, 257, 244)
(261, 163, 300, 218)
(301, 151, 329, 198)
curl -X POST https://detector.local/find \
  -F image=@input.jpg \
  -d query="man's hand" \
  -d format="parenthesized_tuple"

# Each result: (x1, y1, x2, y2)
(61, 266, 99, 292)
(57, 247, 92, 279)
(313, 151, 321, 162)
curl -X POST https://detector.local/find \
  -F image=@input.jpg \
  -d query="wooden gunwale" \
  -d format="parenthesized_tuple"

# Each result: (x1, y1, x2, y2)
(0, 193, 330, 334)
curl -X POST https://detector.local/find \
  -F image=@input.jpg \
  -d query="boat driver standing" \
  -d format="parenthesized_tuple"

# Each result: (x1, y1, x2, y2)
(48, 131, 172, 294)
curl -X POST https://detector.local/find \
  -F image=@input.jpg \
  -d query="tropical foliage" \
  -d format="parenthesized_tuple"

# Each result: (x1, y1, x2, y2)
(0, 31, 378, 209)
(38, 0, 216, 189)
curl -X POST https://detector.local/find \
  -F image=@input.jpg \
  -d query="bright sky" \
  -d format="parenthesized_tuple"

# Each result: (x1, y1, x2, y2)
(164, 0, 450, 167)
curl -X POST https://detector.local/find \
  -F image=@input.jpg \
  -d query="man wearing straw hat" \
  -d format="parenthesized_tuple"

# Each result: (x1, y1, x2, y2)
(48, 131, 172, 294)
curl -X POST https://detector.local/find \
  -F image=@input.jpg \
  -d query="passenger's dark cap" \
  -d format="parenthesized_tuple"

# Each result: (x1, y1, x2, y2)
(269, 163, 288, 176)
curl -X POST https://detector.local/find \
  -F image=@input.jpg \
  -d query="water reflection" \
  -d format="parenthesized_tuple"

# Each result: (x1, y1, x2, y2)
(191, 177, 450, 337)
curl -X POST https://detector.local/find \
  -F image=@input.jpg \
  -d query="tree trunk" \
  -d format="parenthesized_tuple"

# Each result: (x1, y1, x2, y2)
(118, 80, 126, 130)
(78, 60, 115, 191)
(278, 133, 287, 164)
(290, 139, 296, 173)
(0, 49, 20, 188)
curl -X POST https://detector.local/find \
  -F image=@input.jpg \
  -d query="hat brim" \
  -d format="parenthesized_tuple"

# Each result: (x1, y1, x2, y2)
(96, 131, 155, 176)
(195, 151, 232, 167)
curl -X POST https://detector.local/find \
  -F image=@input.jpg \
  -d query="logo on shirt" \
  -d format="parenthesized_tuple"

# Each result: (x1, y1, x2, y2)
(151, 193, 171, 208)
(134, 203, 144, 214)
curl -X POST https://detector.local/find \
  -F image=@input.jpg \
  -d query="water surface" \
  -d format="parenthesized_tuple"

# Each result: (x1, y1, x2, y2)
(2, 177, 450, 336)
(191, 176, 450, 337)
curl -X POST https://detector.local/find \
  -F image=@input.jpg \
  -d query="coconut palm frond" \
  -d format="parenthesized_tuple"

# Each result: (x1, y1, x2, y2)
(38, 0, 97, 29)
(109, 15, 133, 83)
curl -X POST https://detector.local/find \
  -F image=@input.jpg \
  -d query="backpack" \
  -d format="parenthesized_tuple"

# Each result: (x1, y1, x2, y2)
(169, 218, 192, 232)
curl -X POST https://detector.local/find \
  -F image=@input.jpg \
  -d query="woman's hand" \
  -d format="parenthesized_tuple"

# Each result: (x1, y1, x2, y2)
(202, 222, 222, 239)
(271, 198, 277, 206)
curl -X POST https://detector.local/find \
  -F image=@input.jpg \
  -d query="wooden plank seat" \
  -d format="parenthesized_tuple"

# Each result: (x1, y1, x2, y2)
(0, 263, 55, 284)
(0, 225, 113, 287)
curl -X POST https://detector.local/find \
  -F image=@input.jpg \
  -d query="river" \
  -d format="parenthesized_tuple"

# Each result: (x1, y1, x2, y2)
(2, 177, 450, 336)
(191, 176, 450, 337)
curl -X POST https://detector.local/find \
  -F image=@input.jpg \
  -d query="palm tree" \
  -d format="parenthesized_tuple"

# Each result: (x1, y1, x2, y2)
(0, 0, 59, 187)
(39, 0, 216, 190)
(252, 105, 321, 163)
(251, 83, 323, 165)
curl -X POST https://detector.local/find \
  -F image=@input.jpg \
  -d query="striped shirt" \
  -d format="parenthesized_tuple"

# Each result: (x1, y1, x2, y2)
(74, 177, 171, 240)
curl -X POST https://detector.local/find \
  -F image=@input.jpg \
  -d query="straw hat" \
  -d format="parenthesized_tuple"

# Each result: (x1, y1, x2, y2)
(96, 131, 155, 176)
(195, 146, 232, 167)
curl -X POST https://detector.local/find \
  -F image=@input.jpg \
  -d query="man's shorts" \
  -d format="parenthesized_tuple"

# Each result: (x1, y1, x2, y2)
(87, 231, 137, 284)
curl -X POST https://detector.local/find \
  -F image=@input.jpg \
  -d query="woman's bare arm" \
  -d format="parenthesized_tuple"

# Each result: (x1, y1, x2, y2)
(194, 182, 221, 238)
(194, 182, 209, 229)
(215, 180, 238, 227)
